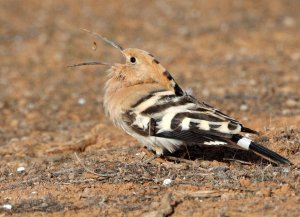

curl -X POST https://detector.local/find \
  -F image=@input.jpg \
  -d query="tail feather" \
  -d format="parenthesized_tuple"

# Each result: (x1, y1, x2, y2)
(231, 134, 292, 165)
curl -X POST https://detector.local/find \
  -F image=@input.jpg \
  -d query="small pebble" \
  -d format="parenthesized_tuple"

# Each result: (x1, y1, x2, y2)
(285, 99, 298, 108)
(281, 109, 291, 115)
(240, 104, 248, 111)
(135, 152, 146, 156)
(41, 202, 48, 208)
(283, 16, 295, 27)
(78, 98, 86, 105)
(255, 191, 263, 197)
(2, 204, 12, 210)
(17, 167, 25, 173)
(162, 178, 172, 186)
(282, 167, 290, 173)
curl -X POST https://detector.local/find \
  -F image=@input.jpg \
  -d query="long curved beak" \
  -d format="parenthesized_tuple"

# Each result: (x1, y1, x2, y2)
(67, 61, 113, 68)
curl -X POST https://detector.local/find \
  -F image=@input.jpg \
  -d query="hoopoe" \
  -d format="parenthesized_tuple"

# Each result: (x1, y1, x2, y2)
(70, 30, 292, 165)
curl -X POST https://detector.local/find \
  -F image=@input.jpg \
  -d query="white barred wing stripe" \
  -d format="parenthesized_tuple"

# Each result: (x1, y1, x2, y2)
(181, 117, 191, 130)
(134, 90, 174, 113)
(204, 141, 228, 145)
(236, 137, 252, 150)
(156, 103, 195, 133)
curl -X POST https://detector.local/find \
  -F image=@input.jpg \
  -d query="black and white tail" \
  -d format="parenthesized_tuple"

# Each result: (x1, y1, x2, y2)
(231, 134, 292, 165)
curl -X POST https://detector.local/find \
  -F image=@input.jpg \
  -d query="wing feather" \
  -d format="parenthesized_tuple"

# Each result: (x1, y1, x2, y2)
(124, 93, 256, 144)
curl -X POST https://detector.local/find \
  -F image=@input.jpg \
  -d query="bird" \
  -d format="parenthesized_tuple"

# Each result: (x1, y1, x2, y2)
(70, 30, 292, 165)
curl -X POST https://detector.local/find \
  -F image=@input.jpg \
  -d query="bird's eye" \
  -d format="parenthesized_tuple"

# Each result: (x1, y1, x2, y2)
(130, 57, 136, 64)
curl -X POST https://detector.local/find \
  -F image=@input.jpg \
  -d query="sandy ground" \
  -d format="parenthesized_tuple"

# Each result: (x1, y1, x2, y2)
(0, 0, 299, 216)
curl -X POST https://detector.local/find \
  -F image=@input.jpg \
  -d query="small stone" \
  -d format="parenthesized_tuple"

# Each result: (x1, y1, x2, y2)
(17, 166, 25, 173)
(240, 104, 248, 111)
(286, 99, 298, 108)
(281, 109, 291, 115)
(41, 202, 48, 208)
(78, 98, 86, 105)
(283, 16, 295, 27)
(162, 178, 172, 186)
(282, 167, 290, 173)
(135, 152, 146, 159)
(2, 204, 12, 210)
(255, 191, 263, 197)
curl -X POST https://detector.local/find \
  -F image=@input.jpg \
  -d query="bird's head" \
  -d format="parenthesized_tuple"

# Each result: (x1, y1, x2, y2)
(69, 30, 184, 95)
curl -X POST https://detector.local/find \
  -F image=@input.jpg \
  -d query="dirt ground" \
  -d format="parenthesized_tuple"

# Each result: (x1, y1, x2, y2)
(0, 0, 300, 216)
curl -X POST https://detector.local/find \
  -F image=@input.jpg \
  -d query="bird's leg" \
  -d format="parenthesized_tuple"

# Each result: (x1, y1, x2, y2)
(141, 147, 163, 164)
(142, 153, 160, 164)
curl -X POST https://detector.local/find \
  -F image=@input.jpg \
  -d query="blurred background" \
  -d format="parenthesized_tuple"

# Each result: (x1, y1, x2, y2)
(0, 0, 299, 150)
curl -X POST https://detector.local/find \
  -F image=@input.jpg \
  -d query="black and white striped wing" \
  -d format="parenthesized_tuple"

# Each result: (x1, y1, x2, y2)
(124, 91, 249, 146)
(123, 90, 291, 165)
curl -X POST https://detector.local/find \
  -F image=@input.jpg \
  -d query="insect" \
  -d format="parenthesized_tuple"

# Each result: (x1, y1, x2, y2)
(70, 30, 292, 165)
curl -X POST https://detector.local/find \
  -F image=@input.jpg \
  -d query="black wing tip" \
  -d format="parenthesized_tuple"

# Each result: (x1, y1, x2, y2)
(249, 142, 293, 166)
(241, 127, 259, 135)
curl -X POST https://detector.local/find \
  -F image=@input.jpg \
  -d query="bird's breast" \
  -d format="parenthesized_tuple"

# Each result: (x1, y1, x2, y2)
(103, 79, 171, 128)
